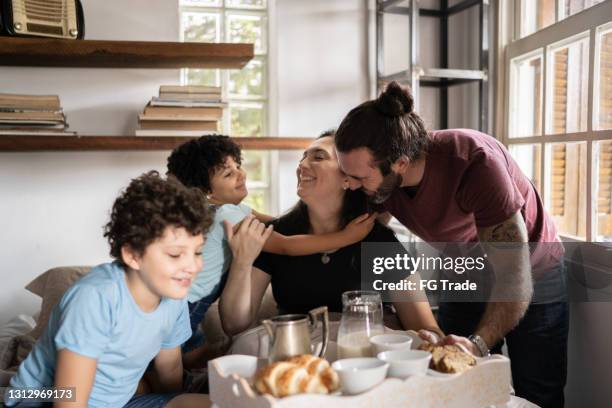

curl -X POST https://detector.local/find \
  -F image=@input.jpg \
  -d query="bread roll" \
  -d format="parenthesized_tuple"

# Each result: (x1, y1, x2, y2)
(254, 355, 339, 397)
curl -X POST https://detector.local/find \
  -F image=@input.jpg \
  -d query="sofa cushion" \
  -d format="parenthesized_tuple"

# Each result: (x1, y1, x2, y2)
(25, 266, 91, 339)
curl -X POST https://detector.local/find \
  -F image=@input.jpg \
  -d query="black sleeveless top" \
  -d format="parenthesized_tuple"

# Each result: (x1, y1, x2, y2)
(253, 220, 397, 314)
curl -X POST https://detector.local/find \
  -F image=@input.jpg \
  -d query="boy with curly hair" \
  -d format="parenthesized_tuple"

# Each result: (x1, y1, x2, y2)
(5, 171, 213, 408)
(167, 135, 377, 366)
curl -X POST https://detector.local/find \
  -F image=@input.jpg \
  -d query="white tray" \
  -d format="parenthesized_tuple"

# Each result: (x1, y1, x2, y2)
(208, 352, 512, 408)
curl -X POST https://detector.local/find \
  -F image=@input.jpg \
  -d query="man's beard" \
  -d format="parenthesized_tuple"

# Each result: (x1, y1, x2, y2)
(368, 171, 402, 204)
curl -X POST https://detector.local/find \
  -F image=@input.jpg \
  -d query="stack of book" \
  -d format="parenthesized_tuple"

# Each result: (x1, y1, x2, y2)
(136, 85, 227, 136)
(0, 93, 76, 136)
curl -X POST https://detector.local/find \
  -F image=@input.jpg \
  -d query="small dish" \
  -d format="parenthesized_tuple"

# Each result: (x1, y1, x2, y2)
(377, 350, 431, 379)
(331, 357, 389, 395)
(369, 334, 414, 354)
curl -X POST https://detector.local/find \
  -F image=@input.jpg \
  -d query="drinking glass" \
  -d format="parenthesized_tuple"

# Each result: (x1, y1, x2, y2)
(337, 290, 385, 358)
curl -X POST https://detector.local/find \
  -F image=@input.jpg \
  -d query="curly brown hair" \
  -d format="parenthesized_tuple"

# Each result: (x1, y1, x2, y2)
(166, 135, 242, 193)
(103, 171, 213, 265)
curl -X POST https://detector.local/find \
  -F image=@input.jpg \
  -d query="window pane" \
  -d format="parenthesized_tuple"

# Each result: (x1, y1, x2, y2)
(185, 69, 219, 86)
(227, 13, 266, 54)
(242, 150, 268, 183)
(560, 0, 605, 19)
(521, 0, 555, 37)
(596, 141, 612, 241)
(546, 142, 587, 239)
(242, 188, 269, 213)
(182, 12, 220, 43)
(179, 3, 270, 213)
(510, 54, 543, 138)
(596, 27, 612, 130)
(229, 58, 265, 97)
(230, 103, 264, 136)
(226, 0, 266, 9)
(510, 144, 543, 192)
(181, 0, 221, 6)
(547, 36, 590, 134)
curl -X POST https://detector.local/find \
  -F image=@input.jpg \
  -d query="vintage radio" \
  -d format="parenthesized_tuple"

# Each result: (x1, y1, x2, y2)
(0, 0, 84, 39)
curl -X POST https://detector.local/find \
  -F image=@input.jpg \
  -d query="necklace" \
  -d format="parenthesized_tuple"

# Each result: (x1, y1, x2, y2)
(321, 252, 331, 264)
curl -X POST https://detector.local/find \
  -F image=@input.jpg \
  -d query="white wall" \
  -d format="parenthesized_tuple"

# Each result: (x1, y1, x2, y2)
(0, 0, 181, 324)
(275, 0, 371, 213)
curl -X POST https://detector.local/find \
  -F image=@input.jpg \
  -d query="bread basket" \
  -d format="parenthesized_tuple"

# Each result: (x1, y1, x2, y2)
(209, 329, 512, 408)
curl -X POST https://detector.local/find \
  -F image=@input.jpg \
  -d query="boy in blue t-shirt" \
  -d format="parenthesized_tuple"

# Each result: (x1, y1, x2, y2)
(5, 171, 214, 408)
(167, 135, 377, 367)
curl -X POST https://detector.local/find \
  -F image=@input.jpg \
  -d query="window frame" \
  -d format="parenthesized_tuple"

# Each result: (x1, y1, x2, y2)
(178, 0, 279, 214)
(503, 0, 612, 247)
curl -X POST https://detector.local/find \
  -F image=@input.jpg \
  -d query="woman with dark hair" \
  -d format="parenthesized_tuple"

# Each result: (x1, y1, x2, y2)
(218, 132, 443, 339)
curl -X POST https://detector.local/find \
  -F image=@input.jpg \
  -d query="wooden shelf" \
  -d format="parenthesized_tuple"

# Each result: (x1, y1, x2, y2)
(0, 136, 313, 151)
(0, 38, 253, 69)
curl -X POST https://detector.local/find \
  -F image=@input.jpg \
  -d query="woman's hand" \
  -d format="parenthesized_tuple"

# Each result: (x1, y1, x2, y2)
(344, 213, 377, 242)
(224, 215, 273, 267)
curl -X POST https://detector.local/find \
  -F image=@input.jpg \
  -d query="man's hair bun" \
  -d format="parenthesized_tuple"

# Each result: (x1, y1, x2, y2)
(375, 81, 415, 117)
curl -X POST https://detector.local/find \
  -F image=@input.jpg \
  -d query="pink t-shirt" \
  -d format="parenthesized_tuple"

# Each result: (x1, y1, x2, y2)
(380, 129, 563, 268)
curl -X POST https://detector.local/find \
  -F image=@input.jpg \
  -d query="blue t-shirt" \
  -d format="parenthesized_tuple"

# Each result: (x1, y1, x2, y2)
(6, 262, 191, 408)
(187, 203, 251, 303)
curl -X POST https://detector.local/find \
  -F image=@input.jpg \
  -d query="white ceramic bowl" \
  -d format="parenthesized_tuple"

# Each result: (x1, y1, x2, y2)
(369, 334, 414, 354)
(377, 350, 432, 379)
(331, 357, 389, 395)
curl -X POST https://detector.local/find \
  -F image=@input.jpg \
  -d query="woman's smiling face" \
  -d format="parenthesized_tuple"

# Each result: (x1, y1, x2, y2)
(296, 136, 345, 203)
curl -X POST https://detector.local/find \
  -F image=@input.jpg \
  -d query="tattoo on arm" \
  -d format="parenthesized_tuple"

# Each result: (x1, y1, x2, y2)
(478, 212, 528, 243)
(490, 222, 522, 242)
(475, 211, 532, 345)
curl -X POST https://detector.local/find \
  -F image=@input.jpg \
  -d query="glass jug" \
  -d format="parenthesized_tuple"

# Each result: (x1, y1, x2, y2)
(336, 290, 384, 358)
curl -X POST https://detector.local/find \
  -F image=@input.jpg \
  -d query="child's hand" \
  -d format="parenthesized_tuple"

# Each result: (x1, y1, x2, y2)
(344, 212, 377, 243)
(224, 215, 273, 266)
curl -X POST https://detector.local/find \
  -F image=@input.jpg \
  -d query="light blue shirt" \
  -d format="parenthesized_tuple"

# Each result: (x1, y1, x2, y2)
(6, 262, 191, 408)
(187, 203, 252, 303)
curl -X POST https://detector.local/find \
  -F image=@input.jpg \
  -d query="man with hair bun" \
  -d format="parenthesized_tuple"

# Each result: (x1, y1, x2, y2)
(335, 81, 567, 408)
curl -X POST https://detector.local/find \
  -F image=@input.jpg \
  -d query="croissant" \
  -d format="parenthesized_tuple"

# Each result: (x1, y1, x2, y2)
(254, 355, 340, 398)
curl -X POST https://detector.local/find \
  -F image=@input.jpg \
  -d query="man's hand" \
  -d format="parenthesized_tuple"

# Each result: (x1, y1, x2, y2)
(417, 331, 479, 356)
(224, 215, 273, 266)
(417, 329, 441, 345)
(438, 334, 480, 357)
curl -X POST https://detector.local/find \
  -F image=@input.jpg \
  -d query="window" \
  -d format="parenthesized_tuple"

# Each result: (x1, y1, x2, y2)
(520, 0, 556, 37)
(546, 33, 590, 135)
(510, 144, 542, 191)
(509, 52, 543, 138)
(180, 0, 271, 213)
(559, 0, 607, 20)
(519, 0, 605, 38)
(506, 1, 612, 242)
